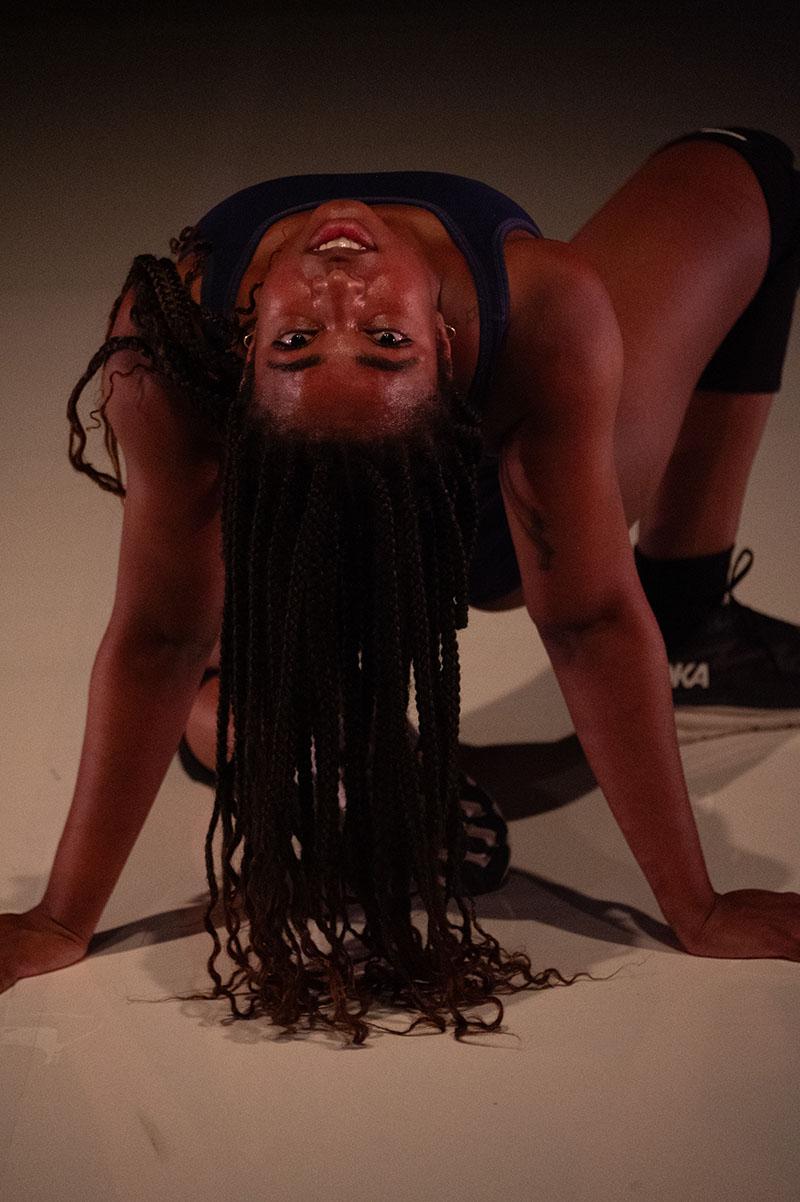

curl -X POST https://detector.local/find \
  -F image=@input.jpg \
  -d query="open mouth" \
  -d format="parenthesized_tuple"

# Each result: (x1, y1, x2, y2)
(306, 220, 376, 252)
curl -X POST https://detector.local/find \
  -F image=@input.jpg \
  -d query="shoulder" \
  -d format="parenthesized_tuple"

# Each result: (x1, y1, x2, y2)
(484, 238, 623, 453)
(102, 285, 223, 486)
(505, 237, 620, 346)
(505, 238, 622, 398)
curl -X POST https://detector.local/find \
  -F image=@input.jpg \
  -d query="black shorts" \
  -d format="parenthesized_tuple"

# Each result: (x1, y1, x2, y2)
(655, 126, 800, 395)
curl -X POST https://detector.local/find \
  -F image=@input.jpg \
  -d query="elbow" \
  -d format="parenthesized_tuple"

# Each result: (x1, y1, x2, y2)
(537, 604, 624, 656)
(535, 591, 657, 662)
(101, 616, 219, 666)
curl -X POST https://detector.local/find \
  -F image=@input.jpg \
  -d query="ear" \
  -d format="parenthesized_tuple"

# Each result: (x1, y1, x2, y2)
(434, 312, 455, 379)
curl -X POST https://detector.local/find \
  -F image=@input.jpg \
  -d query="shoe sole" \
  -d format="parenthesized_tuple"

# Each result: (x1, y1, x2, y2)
(675, 704, 800, 742)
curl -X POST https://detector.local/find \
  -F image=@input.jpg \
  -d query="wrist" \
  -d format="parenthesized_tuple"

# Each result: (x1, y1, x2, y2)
(658, 888, 718, 940)
(26, 903, 92, 947)
(33, 896, 95, 946)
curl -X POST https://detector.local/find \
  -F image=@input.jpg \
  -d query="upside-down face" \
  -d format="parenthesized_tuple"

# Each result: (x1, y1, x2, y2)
(248, 199, 453, 441)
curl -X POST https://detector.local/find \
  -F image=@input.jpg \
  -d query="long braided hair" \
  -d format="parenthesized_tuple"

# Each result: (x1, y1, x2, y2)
(68, 233, 585, 1045)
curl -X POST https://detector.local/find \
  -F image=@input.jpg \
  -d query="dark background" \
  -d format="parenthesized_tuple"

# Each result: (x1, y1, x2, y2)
(2, 1, 798, 294)
(1, 0, 797, 669)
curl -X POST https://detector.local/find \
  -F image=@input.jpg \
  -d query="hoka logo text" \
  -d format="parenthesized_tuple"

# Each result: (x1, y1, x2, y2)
(669, 661, 710, 689)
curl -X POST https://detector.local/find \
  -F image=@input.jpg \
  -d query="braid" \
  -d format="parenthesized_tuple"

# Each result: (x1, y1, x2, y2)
(69, 238, 592, 1045)
(66, 253, 243, 499)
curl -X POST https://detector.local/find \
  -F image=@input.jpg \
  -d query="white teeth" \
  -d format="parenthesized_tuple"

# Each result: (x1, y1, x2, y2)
(316, 237, 368, 251)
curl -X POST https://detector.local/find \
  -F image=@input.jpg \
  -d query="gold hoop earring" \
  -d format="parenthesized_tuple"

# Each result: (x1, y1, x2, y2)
(243, 332, 254, 348)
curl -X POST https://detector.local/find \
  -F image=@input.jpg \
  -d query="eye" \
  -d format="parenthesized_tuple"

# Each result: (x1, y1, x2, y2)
(273, 330, 316, 350)
(368, 329, 412, 348)
(271, 328, 412, 351)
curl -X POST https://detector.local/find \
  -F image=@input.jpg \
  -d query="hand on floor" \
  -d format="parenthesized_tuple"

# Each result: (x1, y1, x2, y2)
(0, 905, 89, 994)
(675, 888, 800, 960)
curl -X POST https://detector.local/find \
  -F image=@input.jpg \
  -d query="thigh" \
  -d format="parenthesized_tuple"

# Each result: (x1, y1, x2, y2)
(569, 138, 771, 523)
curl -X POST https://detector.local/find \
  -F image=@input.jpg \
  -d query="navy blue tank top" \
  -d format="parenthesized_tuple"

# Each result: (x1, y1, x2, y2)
(194, 171, 542, 409)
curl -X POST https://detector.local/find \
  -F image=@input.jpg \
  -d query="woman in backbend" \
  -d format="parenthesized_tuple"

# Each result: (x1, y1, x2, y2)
(1, 126, 799, 1044)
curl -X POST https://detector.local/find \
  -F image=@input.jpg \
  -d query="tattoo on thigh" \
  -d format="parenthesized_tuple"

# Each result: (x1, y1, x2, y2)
(499, 453, 555, 569)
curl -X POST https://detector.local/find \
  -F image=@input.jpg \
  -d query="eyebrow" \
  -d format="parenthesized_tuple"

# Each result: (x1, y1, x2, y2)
(265, 354, 421, 374)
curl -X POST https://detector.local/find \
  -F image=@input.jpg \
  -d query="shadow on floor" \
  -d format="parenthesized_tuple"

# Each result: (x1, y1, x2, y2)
(458, 733, 594, 821)
(86, 863, 682, 964)
(82, 723, 799, 964)
(458, 721, 799, 821)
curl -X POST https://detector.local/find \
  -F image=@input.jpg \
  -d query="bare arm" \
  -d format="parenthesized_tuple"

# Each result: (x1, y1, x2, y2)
(498, 243, 800, 956)
(38, 291, 225, 942)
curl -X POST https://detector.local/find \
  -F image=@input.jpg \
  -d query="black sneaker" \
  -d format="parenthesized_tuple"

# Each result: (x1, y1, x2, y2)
(456, 770, 512, 895)
(431, 770, 512, 896)
(346, 767, 511, 902)
(667, 548, 800, 740)
(176, 667, 219, 786)
(177, 732, 217, 786)
(181, 708, 512, 896)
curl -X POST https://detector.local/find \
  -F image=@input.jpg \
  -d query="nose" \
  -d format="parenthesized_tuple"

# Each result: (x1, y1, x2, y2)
(312, 266, 365, 298)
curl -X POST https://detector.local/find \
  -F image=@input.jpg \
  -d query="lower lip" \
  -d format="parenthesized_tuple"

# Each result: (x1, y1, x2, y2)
(306, 220, 376, 251)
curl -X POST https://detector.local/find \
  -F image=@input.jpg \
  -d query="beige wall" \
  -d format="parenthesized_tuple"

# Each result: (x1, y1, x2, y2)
(2, 3, 798, 714)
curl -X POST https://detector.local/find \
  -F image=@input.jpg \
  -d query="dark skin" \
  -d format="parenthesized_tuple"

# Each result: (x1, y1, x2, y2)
(242, 198, 455, 441)
(2, 139, 800, 995)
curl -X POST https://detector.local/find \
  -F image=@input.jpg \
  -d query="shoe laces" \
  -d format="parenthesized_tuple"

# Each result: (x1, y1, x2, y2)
(722, 547, 754, 600)
(721, 547, 784, 675)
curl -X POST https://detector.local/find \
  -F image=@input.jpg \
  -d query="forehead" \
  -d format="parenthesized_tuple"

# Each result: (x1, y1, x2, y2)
(254, 356, 437, 437)
(260, 355, 427, 400)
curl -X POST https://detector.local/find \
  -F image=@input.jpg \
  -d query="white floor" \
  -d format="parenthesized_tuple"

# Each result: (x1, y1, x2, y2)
(3, 10, 800, 1199)
(1, 283, 799, 1198)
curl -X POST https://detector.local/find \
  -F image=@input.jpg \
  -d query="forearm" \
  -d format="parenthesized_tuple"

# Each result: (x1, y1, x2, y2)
(39, 628, 211, 941)
(541, 597, 715, 935)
